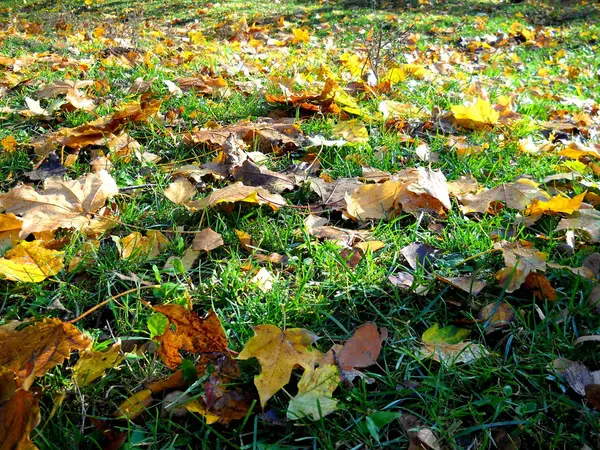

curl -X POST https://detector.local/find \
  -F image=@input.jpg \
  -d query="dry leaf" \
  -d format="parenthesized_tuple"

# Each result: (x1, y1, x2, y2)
(494, 241, 547, 292)
(113, 389, 153, 420)
(152, 306, 228, 370)
(192, 228, 224, 252)
(331, 119, 369, 143)
(526, 192, 585, 216)
(287, 364, 340, 420)
(345, 181, 402, 220)
(438, 275, 486, 295)
(73, 341, 124, 387)
(0, 387, 41, 450)
(451, 97, 499, 130)
(238, 325, 321, 407)
(0, 318, 90, 379)
(119, 231, 169, 260)
(0, 240, 64, 282)
(556, 209, 600, 243)
(460, 179, 549, 214)
(0, 170, 119, 237)
(185, 182, 286, 211)
(233, 160, 295, 193)
(477, 302, 515, 330)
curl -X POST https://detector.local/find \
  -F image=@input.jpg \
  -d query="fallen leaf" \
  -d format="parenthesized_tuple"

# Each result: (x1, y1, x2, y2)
(438, 275, 486, 295)
(119, 231, 169, 260)
(451, 97, 499, 130)
(420, 324, 487, 365)
(0, 318, 90, 379)
(477, 302, 515, 330)
(0, 387, 41, 450)
(1, 135, 17, 153)
(191, 228, 224, 252)
(0, 170, 119, 237)
(556, 209, 600, 243)
(0, 213, 23, 250)
(524, 272, 557, 301)
(232, 160, 296, 193)
(185, 182, 286, 211)
(331, 119, 369, 143)
(345, 181, 402, 220)
(460, 179, 549, 214)
(287, 364, 340, 420)
(73, 341, 124, 387)
(0, 240, 64, 282)
(152, 306, 228, 370)
(494, 241, 547, 292)
(113, 389, 153, 420)
(164, 177, 197, 205)
(526, 192, 585, 216)
(238, 325, 321, 407)
(251, 267, 274, 292)
(324, 322, 388, 383)
(401, 242, 441, 270)
(400, 414, 441, 450)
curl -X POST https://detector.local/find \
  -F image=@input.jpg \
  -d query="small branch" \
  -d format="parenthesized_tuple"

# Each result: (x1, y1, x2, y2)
(68, 285, 160, 324)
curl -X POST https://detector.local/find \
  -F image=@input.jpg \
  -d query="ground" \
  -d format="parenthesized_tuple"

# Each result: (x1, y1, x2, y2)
(1, 0, 600, 448)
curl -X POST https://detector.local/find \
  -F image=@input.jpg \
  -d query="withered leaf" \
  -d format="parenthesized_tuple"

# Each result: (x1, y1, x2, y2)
(0, 387, 41, 450)
(73, 341, 124, 387)
(238, 325, 321, 407)
(494, 241, 546, 293)
(460, 179, 549, 214)
(0, 240, 64, 283)
(113, 389, 153, 420)
(438, 275, 486, 295)
(192, 228, 224, 252)
(556, 209, 600, 243)
(0, 170, 119, 238)
(232, 160, 296, 193)
(287, 364, 340, 420)
(0, 318, 90, 379)
(185, 182, 286, 211)
(152, 306, 228, 370)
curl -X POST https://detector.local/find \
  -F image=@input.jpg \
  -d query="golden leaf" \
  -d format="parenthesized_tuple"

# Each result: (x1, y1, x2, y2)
(0, 241, 64, 283)
(73, 341, 124, 387)
(238, 325, 321, 407)
(451, 97, 499, 130)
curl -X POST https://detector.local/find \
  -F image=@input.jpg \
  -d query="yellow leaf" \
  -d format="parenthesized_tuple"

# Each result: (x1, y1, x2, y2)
(287, 364, 340, 421)
(0, 241, 64, 282)
(120, 231, 169, 260)
(0, 213, 23, 250)
(451, 97, 499, 130)
(185, 399, 220, 424)
(291, 27, 310, 44)
(331, 119, 369, 143)
(73, 341, 124, 387)
(238, 325, 321, 407)
(114, 389, 152, 420)
(526, 192, 585, 216)
(92, 27, 105, 39)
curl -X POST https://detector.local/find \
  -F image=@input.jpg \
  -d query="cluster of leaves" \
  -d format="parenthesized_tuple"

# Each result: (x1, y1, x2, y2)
(1, 0, 600, 447)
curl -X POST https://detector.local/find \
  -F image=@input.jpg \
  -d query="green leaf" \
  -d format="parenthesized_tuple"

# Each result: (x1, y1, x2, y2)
(422, 323, 470, 344)
(147, 313, 168, 338)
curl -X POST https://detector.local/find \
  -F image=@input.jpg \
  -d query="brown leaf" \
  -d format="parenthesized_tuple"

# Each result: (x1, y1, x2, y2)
(394, 167, 451, 214)
(585, 384, 600, 410)
(524, 272, 557, 301)
(324, 323, 387, 383)
(438, 275, 486, 295)
(152, 306, 228, 369)
(0, 387, 41, 450)
(556, 209, 600, 243)
(494, 241, 546, 293)
(233, 160, 296, 193)
(460, 179, 549, 214)
(185, 182, 286, 211)
(477, 302, 515, 331)
(304, 215, 371, 247)
(345, 181, 402, 220)
(164, 177, 198, 205)
(309, 177, 363, 208)
(0, 318, 90, 379)
(191, 228, 224, 252)
(0, 170, 119, 237)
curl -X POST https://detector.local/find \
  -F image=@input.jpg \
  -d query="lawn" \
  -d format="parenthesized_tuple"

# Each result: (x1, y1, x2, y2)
(1, 0, 600, 448)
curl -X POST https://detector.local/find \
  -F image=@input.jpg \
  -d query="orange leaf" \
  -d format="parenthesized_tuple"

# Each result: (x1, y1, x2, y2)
(0, 318, 90, 380)
(152, 306, 229, 370)
(526, 192, 585, 216)
(0, 386, 41, 450)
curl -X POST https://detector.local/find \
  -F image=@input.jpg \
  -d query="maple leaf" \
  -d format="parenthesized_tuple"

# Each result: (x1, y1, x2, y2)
(556, 209, 600, 243)
(451, 97, 499, 130)
(345, 181, 403, 220)
(0, 384, 41, 450)
(494, 241, 547, 292)
(0, 241, 64, 283)
(420, 324, 488, 365)
(73, 341, 124, 387)
(331, 119, 369, 143)
(460, 179, 549, 214)
(152, 306, 228, 370)
(0, 170, 119, 238)
(525, 192, 585, 216)
(287, 364, 340, 421)
(322, 322, 388, 383)
(238, 325, 321, 407)
(185, 182, 286, 211)
(0, 213, 23, 250)
(0, 318, 90, 380)
(524, 272, 557, 301)
(118, 231, 169, 260)
(191, 228, 224, 252)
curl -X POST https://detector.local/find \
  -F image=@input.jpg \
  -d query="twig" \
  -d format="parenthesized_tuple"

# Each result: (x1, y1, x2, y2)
(68, 285, 159, 324)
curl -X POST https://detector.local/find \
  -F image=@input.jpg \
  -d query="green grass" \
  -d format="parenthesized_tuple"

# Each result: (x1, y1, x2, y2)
(1, 0, 600, 448)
